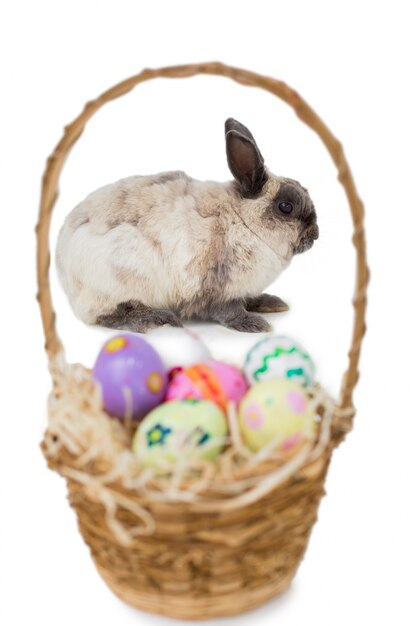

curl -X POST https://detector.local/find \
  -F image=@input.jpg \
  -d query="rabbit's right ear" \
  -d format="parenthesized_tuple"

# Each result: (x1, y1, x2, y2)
(225, 118, 267, 198)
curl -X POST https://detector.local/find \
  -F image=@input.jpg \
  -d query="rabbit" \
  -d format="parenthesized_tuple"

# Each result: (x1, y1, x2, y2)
(56, 118, 318, 333)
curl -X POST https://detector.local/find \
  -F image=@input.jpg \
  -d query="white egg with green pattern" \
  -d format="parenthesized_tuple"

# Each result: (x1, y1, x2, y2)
(243, 335, 315, 387)
(132, 399, 228, 469)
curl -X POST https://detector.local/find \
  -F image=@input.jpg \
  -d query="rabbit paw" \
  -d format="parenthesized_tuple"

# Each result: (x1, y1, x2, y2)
(224, 312, 272, 333)
(204, 299, 272, 333)
(245, 293, 289, 313)
(96, 300, 183, 333)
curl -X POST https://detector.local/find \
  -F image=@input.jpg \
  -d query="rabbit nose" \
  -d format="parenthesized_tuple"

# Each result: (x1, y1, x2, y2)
(311, 224, 319, 240)
(303, 223, 319, 240)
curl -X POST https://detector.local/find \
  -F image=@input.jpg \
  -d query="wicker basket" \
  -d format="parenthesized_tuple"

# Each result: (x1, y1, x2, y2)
(36, 62, 369, 620)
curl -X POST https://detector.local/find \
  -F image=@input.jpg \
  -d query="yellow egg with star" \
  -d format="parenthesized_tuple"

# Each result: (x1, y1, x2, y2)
(132, 399, 228, 469)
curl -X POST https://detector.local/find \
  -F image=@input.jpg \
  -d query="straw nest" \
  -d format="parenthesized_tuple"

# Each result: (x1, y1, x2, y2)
(36, 62, 369, 619)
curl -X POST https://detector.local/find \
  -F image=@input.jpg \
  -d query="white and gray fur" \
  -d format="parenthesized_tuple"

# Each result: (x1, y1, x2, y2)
(56, 118, 318, 333)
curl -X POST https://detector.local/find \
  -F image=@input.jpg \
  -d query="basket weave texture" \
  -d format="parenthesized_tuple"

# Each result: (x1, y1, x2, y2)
(36, 62, 369, 620)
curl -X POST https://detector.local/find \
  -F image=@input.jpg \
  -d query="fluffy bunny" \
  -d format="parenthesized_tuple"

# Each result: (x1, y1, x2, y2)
(56, 118, 318, 333)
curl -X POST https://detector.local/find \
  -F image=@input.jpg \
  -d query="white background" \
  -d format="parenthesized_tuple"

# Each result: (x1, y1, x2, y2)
(1, 1, 416, 624)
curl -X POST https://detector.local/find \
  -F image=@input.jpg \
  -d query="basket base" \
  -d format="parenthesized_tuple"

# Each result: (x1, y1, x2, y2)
(96, 562, 297, 620)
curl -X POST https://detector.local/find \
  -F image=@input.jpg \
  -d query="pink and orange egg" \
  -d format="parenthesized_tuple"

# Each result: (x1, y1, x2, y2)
(166, 359, 248, 411)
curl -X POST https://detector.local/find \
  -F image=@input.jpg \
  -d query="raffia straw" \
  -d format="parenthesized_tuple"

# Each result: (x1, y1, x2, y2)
(61, 466, 156, 544)
(44, 361, 334, 512)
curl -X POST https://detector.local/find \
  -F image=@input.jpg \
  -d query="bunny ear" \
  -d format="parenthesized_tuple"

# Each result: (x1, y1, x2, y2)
(225, 118, 267, 198)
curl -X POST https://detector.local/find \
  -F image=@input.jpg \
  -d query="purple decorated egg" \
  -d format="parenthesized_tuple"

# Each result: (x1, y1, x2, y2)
(92, 334, 167, 420)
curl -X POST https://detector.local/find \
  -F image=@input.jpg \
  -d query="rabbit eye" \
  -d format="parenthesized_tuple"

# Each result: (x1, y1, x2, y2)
(278, 201, 293, 214)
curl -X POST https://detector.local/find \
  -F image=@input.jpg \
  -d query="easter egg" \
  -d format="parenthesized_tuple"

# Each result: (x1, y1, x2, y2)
(243, 335, 315, 387)
(238, 379, 317, 452)
(92, 334, 167, 420)
(144, 327, 212, 380)
(166, 360, 248, 410)
(132, 399, 228, 468)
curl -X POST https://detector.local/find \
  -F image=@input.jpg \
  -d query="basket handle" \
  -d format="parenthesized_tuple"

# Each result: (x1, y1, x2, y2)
(36, 62, 369, 437)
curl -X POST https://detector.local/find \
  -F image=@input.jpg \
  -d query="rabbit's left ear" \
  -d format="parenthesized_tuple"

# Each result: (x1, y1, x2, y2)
(225, 118, 267, 198)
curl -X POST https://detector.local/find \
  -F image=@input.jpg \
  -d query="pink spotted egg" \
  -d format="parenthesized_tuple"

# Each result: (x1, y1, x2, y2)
(238, 379, 317, 452)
